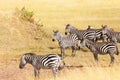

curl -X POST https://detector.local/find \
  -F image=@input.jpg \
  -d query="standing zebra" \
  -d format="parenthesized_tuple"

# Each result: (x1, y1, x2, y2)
(102, 25, 120, 43)
(52, 30, 79, 59)
(65, 24, 107, 42)
(19, 53, 65, 80)
(79, 38, 119, 66)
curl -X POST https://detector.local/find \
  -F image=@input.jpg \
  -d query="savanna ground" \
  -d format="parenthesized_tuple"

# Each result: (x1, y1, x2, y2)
(1, 0, 120, 80)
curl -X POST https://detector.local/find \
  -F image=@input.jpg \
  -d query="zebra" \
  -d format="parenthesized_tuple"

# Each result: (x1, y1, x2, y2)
(19, 53, 65, 80)
(52, 30, 79, 59)
(79, 38, 119, 66)
(101, 25, 120, 43)
(65, 24, 107, 42)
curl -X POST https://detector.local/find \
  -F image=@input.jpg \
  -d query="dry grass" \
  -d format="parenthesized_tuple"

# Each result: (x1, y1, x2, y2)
(1, 0, 120, 80)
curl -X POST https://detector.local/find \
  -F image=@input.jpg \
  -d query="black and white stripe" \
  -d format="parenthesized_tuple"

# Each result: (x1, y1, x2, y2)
(102, 25, 120, 43)
(19, 53, 65, 80)
(52, 30, 79, 59)
(65, 24, 106, 42)
(80, 38, 119, 66)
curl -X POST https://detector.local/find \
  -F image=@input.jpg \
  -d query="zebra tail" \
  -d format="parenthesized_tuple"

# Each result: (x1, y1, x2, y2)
(58, 61, 65, 70)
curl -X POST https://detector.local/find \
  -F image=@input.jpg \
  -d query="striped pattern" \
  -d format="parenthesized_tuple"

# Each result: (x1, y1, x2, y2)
(19, 53, 64, 80)
(65, 24, 106, 42)
(80, 38, 119, 66)
(102, 25, 120, 43)
(52, 30, 79, 59)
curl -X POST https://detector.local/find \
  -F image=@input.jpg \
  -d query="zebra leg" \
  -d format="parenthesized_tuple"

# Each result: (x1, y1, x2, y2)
(116, 45, 119, 55)
(52, 67, 58, 80)
(93, 37, 97, 42)
(34, 68, 40, 79)
(71, 46, 76, 57)
(93, 53, 98, 62)
(61, 48, 65, 59)
(109, 53, 114, 67)
(93, 53, 99, 66)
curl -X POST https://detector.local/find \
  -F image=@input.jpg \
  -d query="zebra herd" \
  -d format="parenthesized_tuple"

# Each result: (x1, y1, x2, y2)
(19, 24, 120, 80)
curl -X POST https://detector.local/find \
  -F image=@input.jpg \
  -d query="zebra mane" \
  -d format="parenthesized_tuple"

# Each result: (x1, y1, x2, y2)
(53, 30, 59, 33)
(66, 24, 77, 30)
(24, 53, 36, 56)
(102, 25, 114, 31)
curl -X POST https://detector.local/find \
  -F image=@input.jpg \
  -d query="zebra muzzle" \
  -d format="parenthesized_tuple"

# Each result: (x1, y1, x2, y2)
(65, 32, 67, 35)
(52, 39, 55, 41)
(19, 65, 23, 69)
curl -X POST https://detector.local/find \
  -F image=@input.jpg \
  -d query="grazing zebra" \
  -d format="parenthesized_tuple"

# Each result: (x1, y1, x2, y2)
(52, 30, 79, 59)
(19, 53, 65, 80)
(102, 25, 120, 43)
(79, 38, 119, 66)
(65, 24, 107, 42)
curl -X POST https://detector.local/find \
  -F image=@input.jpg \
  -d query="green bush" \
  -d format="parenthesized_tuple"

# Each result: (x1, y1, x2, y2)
(15, 7, 43, 27)
(20, 7, 34, 23)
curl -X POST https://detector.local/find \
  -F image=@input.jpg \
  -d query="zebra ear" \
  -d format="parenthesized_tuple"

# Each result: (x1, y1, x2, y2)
(56, 30, 59, 32)
(53, 30, 59, 33)
(66, 24, 70, 26)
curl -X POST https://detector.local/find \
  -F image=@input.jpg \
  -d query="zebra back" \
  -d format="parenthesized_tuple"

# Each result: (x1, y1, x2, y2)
(65, 24, 103, 42)
(19, 53, 63, 69)
(52, 30, 79, 47)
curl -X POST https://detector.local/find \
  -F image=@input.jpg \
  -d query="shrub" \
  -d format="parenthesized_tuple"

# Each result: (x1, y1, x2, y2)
(15, 7, 43, 27)
(20, 7, 34, 23)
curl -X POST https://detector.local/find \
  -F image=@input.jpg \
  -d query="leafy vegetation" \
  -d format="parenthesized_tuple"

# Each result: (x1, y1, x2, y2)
(15, 7, 43, 28)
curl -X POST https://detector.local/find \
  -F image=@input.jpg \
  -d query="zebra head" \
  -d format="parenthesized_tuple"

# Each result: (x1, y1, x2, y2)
(52, 30, 62, 42)
(19, 53, 35, 69)
(65, 24, 76, 35)
(65, 24, 71, 35)
(101, 25, 113, 35)
(19, 54, 27, 69)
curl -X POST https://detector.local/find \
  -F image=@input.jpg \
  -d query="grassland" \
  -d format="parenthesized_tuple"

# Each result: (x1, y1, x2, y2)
(1, 0, 120, 80)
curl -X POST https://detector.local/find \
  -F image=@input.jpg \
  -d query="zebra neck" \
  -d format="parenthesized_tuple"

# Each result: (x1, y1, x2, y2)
(57, 37, 63, 42)
(26, 56, 34, 64)
(70, 28, 78, 34)
(86, 41, 94, 49)
(107, 30, 113, 37)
